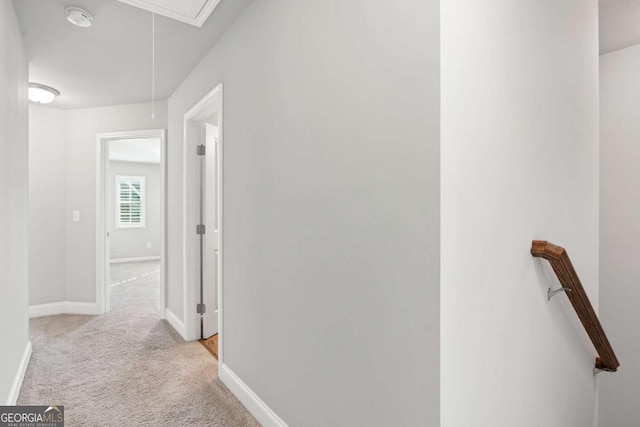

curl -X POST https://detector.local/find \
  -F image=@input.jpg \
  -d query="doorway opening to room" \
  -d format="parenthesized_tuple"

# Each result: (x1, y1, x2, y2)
(96, 129, 167, 318)
(183, 84, 222, 360)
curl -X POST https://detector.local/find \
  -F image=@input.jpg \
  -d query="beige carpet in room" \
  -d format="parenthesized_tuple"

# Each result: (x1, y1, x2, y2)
(18, 261, 259, 427)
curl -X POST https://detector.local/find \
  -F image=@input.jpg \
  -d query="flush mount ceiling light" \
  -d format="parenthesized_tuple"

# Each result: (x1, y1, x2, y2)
(65, 7, 93, 28)
(28, 83, 60, 104)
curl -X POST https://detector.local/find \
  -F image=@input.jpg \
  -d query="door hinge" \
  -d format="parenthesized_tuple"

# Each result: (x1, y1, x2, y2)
(197, 144, 206, 156)
(196, 224, 206, 235)
(197, 303, 206, 314)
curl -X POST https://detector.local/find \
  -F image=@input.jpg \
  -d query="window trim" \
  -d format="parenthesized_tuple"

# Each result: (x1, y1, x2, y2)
(115, 175, 146, 229)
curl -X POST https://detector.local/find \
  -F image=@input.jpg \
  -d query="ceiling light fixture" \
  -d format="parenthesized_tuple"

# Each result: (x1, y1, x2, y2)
(65, 7, 93, 28)
(28, 83, 60, 104)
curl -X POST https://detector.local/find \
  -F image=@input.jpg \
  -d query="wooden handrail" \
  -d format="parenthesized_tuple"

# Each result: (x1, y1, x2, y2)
(531, 240, 619, 372)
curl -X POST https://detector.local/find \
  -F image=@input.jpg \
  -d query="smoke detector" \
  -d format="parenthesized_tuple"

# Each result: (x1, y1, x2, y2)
(65, 7, 93, 28)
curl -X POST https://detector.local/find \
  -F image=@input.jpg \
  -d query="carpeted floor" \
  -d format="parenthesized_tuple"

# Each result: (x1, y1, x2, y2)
(18, 261, 259, 427)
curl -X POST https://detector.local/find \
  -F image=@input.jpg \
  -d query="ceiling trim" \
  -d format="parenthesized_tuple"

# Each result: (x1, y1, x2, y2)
(117, 0, 222, 27)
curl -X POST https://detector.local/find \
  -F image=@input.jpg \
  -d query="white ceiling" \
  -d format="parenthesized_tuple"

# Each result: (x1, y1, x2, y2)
(12, 0, 252, 109)
(109, 138, 161, 164)
(600, 0, 640, 55)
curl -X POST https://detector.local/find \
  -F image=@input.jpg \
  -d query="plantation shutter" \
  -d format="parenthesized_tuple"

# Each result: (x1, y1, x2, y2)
(116, 176, 146, 228)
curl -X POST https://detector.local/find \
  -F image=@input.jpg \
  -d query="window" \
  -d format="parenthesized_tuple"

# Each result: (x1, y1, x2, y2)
(115, 175, 146, 228)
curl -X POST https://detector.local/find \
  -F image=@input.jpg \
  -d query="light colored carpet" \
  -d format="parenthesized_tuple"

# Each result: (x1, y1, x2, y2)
(18, 261, 259, 427)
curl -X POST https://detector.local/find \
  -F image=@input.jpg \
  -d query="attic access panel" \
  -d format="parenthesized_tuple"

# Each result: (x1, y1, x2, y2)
(117, 0, 221, 27)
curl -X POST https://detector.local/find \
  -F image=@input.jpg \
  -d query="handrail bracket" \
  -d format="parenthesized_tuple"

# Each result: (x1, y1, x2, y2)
(548, 287, 572, 301)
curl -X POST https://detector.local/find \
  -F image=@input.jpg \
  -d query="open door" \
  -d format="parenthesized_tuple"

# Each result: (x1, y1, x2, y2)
(202, 122, 219, 338)
(184, 83, 222, 344)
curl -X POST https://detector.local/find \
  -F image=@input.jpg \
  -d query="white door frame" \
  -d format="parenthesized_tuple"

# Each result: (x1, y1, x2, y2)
(95, 129, 167, 317)
(183, 84, 223, 361)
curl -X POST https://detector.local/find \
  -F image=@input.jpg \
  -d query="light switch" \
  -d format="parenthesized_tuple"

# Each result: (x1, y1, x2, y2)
(73, 210, 80, 222)
(146, 242, 152, 248)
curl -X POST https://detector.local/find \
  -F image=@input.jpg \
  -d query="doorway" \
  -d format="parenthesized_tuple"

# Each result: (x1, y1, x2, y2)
(183, 84, 223, 358)
(96, 129, 167, 317)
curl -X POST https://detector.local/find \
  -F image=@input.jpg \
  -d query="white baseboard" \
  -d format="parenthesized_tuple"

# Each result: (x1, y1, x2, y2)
(219, 363, 288, 427)
(29, 302, 102, 319)
(110, 256, 161, 264)
(164, 308, 187, 340)
(6, 341, 32, 405)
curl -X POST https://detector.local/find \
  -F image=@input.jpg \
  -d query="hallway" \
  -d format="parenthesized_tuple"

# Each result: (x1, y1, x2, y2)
(3, 0, 636, 425)
(16, 262, 257, 426)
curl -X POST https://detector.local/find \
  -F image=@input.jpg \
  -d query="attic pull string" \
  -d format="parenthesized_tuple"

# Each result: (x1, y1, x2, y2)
(151, 11, 155, 120)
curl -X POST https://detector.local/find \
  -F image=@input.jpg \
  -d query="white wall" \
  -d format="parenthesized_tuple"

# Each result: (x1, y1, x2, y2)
(599, 44, 640, 427)
(28, 101, 167, 306)
(109, 161, 161, 261)
(167, 0, 440, 425)
(64, 102, 167, 303)
(29, 105, 66, 305)
(441, 1, 600, 426)
(0, 0, 30, 404)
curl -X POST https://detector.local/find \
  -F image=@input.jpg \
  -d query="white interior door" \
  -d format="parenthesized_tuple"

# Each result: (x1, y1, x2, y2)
(104, 141, 112, 312)
(203, 123, 219, 338)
